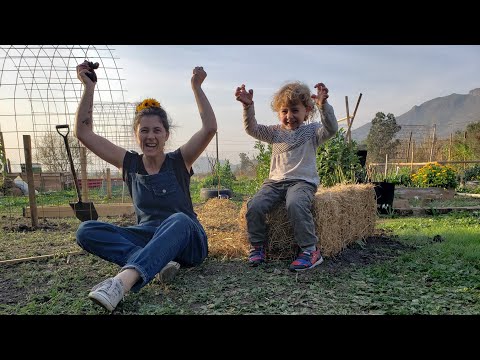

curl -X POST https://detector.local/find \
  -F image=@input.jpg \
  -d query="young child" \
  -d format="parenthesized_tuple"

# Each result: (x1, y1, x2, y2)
(235, 81, 338, 271)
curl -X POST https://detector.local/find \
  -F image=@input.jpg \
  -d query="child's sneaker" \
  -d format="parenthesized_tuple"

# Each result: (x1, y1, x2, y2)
(248, 245, 265, 266)
(156, 261, 181, 284)
(289, 248, 323, 272)
(88, 277, 125, 311)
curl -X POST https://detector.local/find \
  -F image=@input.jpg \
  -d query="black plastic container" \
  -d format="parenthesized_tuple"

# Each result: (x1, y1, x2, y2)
(356, 150, 368, 167)
(373, 181, 395, 214)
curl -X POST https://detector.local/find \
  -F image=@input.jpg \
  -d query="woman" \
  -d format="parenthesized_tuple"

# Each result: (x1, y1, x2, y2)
(74, 61, 217, 311)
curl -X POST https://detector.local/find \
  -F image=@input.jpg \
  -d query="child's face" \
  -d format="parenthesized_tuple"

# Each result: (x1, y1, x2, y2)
(277, 102, 309, 130)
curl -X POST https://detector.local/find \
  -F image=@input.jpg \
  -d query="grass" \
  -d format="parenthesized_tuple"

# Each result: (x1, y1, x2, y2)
(1, 211, 479, 315)
(0, 178, 259, 215)
(0, 187, 132, 216)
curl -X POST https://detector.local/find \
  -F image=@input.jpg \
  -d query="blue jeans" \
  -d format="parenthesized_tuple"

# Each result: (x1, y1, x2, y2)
(246, 179, 318, 250)
(76, 212, 208, 292)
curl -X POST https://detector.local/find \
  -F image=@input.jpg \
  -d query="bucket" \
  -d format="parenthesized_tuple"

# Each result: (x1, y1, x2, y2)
(373, 181, 395, 214)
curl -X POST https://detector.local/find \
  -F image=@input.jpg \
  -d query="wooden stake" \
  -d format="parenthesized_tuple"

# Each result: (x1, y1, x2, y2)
(106, 168, 112, 199)
(384, 154, 388, 179)
(429, 124, 436, 162)
(448, 133, 452, 161)
(23, 135, 38, 228)
(410, 140, 415, 171)
(346, 93, 363, 143)
(406, 131, 412, 163)
(345, 96, 351, 143)
(216, 132, 220, 197)
(80, 147, 88, 201)
(0, 250, 84, 265)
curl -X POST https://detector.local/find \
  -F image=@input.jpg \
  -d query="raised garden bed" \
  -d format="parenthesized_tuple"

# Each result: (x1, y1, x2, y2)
(391, 186, 480, 214)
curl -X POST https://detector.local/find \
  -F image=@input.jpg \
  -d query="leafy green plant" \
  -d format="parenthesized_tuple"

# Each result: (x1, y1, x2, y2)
(316, 128, 362, 187)
(231, 177, 258, 200)
(464, 164, 480, 181)
(378, 203, 396, 218)
(253, 140, 272, 188)
(387, 167, 413, 186)
(200, 160, 236, 190)
(0, 176, 13, 195)
(411, 162, 458, 189)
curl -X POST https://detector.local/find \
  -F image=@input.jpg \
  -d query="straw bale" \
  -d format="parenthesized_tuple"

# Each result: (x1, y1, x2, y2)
(196, 198, 249, 259)
(313, 184, 376, 257)
(237, 184, 376, 260)
(238, 199, 296, 260)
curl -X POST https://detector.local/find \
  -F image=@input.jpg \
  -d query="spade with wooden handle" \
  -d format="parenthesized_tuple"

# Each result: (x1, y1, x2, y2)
(56, 124, 98, 222)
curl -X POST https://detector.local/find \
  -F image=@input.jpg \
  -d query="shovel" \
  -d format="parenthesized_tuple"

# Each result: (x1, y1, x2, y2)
(56, 124, 98, 221)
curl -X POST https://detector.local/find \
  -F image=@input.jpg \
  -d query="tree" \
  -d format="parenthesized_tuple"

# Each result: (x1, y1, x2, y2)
(466, 121, 480, 158)
(35, 132, 84, 173)
(366, 112, 401, 163)
(238, 152, 255, 177)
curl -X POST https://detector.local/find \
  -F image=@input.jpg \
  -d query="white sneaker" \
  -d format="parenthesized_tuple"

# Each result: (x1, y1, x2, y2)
(88, 277, 125, 311)
(156, 261, 180, 284)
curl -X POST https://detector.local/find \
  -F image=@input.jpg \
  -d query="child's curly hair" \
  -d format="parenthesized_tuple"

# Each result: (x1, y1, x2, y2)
(270, 81, 317, 122)
(133, 98, 171, 133)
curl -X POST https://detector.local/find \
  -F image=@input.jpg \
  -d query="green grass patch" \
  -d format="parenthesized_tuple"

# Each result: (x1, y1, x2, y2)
(1, 212, 478, 314)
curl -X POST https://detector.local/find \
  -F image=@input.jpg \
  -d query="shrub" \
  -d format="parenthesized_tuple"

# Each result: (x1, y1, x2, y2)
(201, 160, 236, 190)
(0, 176, 14, 195)
(411, 162, 458, 189)
(316, 128, 362, 187)
(464, 164, 480, 181)
(253, 141, 272, 188)
(388, 167, 414, 187)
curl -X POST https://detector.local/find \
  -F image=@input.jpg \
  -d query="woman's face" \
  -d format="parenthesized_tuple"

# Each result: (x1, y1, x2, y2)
(135, 115, 169, 156)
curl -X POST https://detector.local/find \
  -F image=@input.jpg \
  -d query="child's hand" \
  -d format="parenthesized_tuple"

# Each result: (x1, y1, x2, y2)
(191, 66, 207, 88)
(312, 83, 329, 106)
(235, 84, 254, 106)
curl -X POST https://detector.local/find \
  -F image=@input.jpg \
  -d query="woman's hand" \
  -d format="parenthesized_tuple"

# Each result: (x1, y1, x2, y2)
(191, 66, 206, 88)
(76, 60, 96, 86)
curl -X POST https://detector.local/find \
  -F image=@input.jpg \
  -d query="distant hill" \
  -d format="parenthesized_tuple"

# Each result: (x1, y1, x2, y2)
(352, 88, 480, 142)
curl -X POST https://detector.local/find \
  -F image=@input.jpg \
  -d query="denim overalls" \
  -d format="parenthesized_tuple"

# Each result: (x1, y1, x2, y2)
(76, 150, 208, 292)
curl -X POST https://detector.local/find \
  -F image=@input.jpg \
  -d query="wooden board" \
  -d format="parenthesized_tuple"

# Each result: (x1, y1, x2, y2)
(24, 203, 134, 218)
(395, 187, 455, 200)
(394, 206, 480, 215)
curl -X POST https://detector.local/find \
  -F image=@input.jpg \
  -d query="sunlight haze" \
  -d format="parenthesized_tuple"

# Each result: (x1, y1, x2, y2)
(114, 45, 480, 163)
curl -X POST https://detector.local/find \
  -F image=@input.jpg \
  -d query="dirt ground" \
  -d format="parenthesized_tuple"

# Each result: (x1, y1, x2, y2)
(0, 198, 415, 314)
(0, 232, 410, 311)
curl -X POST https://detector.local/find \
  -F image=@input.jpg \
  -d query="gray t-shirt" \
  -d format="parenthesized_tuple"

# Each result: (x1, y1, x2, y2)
(243, 102, 338, 186)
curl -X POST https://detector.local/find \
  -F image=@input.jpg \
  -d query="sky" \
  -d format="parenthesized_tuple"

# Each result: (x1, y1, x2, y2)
(1, 45, 479, 170)
(112, 45, 480, 164)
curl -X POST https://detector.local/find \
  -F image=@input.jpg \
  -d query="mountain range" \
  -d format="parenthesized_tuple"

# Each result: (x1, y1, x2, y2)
(195, 88, 480, 173)
(351, 88, 480, 142)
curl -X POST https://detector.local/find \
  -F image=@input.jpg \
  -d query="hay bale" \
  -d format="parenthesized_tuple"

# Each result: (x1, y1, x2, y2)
(313, 184, 376, 257)
(238, 184, 376, 259)
(238, 199, 296, 260)
(265, 203, 299, 261)
(196, 198, 249, 259)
